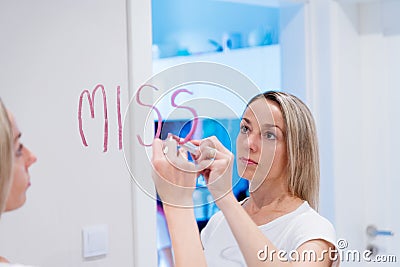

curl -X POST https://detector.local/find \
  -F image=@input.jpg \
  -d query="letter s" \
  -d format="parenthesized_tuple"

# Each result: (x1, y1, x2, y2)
(171, 89, 198, 144)
(135, 84, 162, 146)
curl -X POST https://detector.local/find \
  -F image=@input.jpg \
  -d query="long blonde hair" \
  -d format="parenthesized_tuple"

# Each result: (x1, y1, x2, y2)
(0, 99, 13, 216)
(248, 91, 320, 210)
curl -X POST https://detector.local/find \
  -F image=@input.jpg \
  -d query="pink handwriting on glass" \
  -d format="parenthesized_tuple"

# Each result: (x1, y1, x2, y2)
(78, 84, 198, 152)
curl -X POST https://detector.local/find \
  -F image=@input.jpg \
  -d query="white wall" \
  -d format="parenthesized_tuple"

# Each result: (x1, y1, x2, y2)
(306, 2, 366, 260)
(280, 3, 307, 101)
(0, 0, 155, 266)
(358, 1, 400, 264)
(330, 2, 365, 262)
(308, 0, 400, 266)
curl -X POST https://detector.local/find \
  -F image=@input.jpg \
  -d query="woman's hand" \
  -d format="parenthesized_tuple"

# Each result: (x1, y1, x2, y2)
(195, 136, 235, 204)
(151, 137, 197, 207)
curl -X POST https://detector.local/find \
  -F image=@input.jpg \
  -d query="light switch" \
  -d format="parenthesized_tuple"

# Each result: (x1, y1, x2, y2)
(82, 224, 108, 258)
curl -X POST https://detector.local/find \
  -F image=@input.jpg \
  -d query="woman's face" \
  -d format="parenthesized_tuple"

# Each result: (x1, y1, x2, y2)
(5, 112, 37, 211)
(236, 98, 287, 191)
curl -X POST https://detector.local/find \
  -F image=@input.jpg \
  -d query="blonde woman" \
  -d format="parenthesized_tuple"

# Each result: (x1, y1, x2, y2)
(0, 99, 37, 266)
(152, 91, 338, 266)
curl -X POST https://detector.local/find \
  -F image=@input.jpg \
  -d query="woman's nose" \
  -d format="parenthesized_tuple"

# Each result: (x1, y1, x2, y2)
(24, 147, 37, 167)
(246, 133, 259, 152)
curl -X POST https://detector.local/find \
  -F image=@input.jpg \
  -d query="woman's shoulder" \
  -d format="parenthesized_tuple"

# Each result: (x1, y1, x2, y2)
(288, 202, 337, 249)
(294, 203, 335, 232)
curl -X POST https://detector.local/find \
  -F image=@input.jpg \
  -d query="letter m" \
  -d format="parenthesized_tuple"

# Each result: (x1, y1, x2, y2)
(78, 84, 108, 152)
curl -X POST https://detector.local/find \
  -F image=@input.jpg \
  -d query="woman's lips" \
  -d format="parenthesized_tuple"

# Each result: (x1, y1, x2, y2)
(239, 157, 258, 165)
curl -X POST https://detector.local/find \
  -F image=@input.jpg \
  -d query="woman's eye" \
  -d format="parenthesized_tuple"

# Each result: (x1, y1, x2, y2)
(16, 143, 23, 157)
(264, 132, 276, 140)
(240, 125, 249, 134)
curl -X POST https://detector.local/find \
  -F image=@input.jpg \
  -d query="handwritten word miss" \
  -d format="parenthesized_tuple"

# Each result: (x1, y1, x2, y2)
(78, 84, 198, 152)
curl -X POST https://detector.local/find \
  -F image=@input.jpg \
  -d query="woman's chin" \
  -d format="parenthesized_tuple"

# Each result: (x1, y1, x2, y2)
(5, 196, 26, 212)
(237, 168, 254, 181)
(237, 170, 267, 192)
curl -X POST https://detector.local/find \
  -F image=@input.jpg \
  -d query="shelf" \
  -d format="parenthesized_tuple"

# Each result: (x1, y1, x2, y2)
(153, 43, 277, 60)
(215, 0, 307, 7)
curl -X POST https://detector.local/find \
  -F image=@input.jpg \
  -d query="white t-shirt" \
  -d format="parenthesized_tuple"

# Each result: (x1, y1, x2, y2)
(201, 201, 337, 266)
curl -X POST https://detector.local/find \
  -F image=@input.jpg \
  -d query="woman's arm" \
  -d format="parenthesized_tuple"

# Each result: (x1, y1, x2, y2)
(163, 205, 207, 267)
(151, 138, 207, 267)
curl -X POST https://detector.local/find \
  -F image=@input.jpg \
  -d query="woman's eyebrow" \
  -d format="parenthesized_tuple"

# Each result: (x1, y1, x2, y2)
(262, 123, 284, 133)
(241, 117, 251, 124)
(242, 117, 285, 133)
(262, 123, 278, 128)
(243, 118, 284, 132)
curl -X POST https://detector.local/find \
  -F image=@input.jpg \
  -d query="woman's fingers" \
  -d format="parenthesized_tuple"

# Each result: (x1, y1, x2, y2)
(152, 138, 164, 161)
(165, 135, 198, 174)
(204, 136, 231, 154)
(196, 159, 214, 174)
(195, 136, 232, 162)
(178, 147, 188, 161)
(190, 139, 201, 146)
(194, 137, 234, 201)
(196, 142, 217, 162)
(151, 137, 198, 207)
(153, 135, 234, 205)
(164, 135, 178, 159)
(155, 135, 230, 178)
